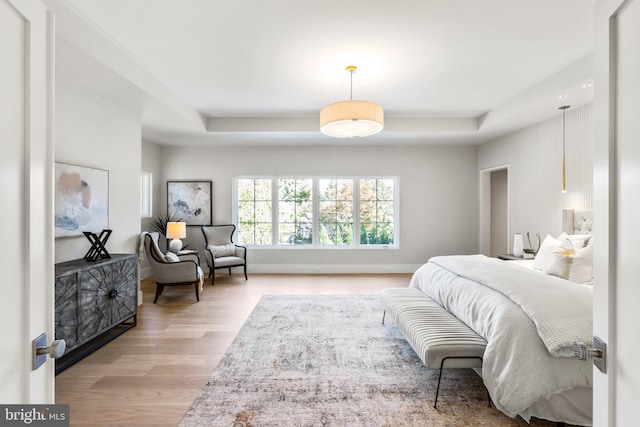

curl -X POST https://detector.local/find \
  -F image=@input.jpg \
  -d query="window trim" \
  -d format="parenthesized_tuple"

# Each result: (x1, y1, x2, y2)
(140, 171, 153, 218)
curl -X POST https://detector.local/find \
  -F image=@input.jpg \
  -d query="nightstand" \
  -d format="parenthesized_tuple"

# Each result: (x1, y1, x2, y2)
(497, 254, 522, 261)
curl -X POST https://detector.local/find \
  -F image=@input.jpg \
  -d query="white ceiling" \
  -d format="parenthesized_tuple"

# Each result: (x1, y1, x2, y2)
(53, 0, 595, 146)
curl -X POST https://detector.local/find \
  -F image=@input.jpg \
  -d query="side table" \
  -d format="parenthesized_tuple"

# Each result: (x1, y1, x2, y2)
(497, 254, 523, 261)
(177, 249, 200, 265)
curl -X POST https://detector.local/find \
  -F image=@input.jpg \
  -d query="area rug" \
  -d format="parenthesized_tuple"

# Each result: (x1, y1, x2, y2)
(180, 295, 550, 427)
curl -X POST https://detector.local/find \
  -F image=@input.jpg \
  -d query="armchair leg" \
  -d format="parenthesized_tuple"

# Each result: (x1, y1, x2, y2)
(228, 267, 232, 275)
(194, 282, 200, 302)
(153, 284, 164, 303)
(243, 264, 247, 280)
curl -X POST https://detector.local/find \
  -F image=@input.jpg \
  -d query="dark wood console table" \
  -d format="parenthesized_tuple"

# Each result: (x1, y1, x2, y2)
(54, 254, 138, 374)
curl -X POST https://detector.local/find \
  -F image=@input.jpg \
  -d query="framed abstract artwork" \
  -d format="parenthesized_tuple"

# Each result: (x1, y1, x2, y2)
(54, 162, 109, 238)
(167, 180, 212, 226)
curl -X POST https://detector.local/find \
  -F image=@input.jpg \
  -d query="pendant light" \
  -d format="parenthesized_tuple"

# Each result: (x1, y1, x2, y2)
(320, 65, 384, 138)
(559, 105, 570, 193)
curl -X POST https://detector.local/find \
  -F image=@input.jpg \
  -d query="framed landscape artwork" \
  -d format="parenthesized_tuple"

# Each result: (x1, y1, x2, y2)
(54, 162, 109, 238)
(167, 180, 212, 226)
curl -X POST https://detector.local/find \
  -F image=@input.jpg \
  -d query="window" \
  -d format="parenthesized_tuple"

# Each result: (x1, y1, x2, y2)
(359, 178, 395, 245)
(278, 178, 313, 245)
(318, 179, 353, 245)
(140, 171, 152, 218)
(237, 178, 273, 245)
(234, 177, 397, 248)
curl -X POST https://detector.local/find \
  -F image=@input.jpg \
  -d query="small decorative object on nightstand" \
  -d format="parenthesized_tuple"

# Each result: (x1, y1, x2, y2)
(523, 232, 541, 259)
(513, 233, 524, 257)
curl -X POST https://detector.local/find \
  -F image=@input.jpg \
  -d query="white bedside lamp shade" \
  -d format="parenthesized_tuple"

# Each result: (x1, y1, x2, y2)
(166, 221, 186, 252)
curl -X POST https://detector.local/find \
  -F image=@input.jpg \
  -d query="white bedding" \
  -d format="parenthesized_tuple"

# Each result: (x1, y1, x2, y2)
(430, 255, 592, 357)
(410, 255, 593, 423)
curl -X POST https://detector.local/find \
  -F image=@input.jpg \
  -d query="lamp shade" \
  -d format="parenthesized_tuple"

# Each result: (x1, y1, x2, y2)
(320, 100, 384, 138)
(166, 222, 186, 239)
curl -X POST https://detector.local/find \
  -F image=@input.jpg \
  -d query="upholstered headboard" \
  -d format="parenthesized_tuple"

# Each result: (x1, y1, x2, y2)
(562, 209, 593, 234)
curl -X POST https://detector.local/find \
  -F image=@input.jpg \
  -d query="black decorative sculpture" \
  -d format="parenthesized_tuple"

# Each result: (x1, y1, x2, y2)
(83, 229, 112, 261)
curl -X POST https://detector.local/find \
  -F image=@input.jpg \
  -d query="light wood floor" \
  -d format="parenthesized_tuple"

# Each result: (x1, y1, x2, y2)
(55, 272, 411, 426)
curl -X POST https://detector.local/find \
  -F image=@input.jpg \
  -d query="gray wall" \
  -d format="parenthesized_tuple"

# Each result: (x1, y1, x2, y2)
(146, 144, 478, 273)
(55, 82, 142, 263)
(53, 89, 592, 276)
(478, 102, 593, 252)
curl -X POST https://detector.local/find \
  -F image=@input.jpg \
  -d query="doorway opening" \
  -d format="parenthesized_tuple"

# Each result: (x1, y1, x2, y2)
(479, 166, 509, 257)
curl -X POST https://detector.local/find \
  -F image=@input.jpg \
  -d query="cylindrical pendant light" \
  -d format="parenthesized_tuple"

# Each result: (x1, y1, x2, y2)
(559, 105, 570, 193)
(320, 66, 384, 138)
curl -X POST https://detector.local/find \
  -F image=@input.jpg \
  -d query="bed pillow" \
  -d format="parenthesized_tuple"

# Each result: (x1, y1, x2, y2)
(569, 234, 592, 249)
(210, 243, 236, 258)
(543, 238, 593, 284)
(532, 234, 562, 271)
(532, 232, 591, 271)
(164, 251, 180, 263)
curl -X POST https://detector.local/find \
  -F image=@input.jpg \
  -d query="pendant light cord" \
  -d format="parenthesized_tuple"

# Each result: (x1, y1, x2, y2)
(345, 65, 357, 101)
(349, 69, 354, 101)
(562, 108, 566, 159)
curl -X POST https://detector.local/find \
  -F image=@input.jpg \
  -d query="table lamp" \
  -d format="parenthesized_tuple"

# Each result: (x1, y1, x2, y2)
(166, 221, 186, 252)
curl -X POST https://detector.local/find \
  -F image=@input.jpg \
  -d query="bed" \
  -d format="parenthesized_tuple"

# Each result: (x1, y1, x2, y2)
(409, 209, 593, 425)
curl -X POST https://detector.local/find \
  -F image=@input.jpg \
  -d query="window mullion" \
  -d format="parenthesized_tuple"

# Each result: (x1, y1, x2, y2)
(312, 178, 318, 247)
(272, 177, 278, 247)
(354, 178, 360, 248)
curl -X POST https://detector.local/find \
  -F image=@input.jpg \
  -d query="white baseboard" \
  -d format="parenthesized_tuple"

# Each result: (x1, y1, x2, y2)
(138, 267, 152, 305)
(140, 266, 152, 279)
(245, 264, 420, 274)
(139, 264, 417, 285)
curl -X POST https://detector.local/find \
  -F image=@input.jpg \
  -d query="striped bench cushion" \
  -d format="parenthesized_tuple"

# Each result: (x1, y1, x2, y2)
(380, 288, 487, 368)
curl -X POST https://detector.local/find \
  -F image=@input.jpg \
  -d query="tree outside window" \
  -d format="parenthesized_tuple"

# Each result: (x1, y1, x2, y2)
(360, 178, 395, 245)
(237, 178, 272, 245)
(235, 177, 396, 248)
(318, 178, 353, 245)
(278, 178, 312, 245)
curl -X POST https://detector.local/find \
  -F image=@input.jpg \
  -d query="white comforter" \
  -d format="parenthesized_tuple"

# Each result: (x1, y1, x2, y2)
(410, 255, 593, 419)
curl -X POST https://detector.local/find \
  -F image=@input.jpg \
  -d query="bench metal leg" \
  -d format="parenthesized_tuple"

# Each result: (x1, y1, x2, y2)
(433, 356, 486, 409)
(381, 310, 386, 325)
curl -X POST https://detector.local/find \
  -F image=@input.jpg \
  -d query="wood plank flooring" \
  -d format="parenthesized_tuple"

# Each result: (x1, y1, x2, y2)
(55, 273, 411, 426)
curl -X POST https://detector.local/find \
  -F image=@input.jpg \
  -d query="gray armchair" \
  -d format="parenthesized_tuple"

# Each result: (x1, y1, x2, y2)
(201, 224, 247, 285)
(142, 232, 204, 303)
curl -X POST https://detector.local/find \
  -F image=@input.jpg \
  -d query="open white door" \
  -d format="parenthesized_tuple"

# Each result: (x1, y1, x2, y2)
(593, 0, 640, 425)
(0, 0, 54, 403)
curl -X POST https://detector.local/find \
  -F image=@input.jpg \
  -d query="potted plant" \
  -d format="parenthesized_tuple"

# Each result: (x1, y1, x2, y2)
(523, 232, 541, 259)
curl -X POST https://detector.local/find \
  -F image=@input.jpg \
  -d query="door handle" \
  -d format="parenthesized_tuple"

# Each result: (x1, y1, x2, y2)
(573, 336, 606, 374)
(33, 333, 66, 370)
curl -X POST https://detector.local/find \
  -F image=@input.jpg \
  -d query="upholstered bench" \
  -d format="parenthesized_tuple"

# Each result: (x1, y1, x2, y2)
(379, 287, 490, 408)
